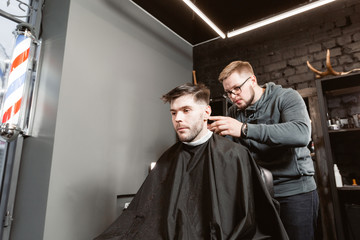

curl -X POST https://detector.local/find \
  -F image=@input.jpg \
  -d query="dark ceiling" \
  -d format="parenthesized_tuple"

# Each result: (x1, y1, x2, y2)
(132, 0, 309, 45)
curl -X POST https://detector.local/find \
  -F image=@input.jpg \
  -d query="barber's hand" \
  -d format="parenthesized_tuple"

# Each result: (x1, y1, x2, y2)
(208, 116, 243, 137)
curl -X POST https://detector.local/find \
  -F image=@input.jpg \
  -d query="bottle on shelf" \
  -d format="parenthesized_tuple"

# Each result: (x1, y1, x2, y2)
(352, 179, 358, 186)
(334, 164, 343, 187)
(326, 113, 331, 126)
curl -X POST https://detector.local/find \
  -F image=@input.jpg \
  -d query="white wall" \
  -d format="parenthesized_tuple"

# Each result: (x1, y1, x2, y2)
(11, 0, 192, 239)
(44, 0, 192, 239)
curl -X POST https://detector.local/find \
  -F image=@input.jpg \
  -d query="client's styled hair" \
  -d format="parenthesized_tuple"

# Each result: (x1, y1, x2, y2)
(161, 83, 210, 105)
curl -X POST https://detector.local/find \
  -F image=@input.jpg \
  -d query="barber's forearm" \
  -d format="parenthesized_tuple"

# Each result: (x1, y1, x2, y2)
(247, 121, 311, 147)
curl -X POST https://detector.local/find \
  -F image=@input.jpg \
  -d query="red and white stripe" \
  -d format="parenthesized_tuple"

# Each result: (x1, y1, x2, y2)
(1, 35, 31, 124)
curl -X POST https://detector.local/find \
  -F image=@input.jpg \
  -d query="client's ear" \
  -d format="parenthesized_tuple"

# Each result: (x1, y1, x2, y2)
(204, 105, 211, 119)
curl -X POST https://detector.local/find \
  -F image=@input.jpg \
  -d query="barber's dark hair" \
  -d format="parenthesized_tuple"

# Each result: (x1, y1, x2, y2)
(218, 61, 254, 83)
(161, 83, 210, 104)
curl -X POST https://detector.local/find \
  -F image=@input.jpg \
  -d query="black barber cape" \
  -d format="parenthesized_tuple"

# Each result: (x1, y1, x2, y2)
(95, 134, 288, 240)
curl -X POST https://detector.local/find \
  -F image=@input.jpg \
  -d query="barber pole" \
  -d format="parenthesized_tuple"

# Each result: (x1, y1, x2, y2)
(1, 33, 31, 125)
(0, 25, 38, 141)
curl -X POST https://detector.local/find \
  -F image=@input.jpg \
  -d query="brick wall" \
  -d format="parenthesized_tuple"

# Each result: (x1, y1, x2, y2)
(193, 0, 360, 98)
(327, 92, 360, 120)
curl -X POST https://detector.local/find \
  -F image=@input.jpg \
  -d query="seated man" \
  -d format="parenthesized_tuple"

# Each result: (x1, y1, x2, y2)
(95, 83, 288, 240)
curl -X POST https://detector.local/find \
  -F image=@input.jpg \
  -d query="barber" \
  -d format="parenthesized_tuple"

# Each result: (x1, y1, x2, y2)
(209, 60, 318, 240)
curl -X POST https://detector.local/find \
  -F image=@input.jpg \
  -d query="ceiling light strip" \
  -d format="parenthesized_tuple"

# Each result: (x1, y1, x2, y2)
(182, 0, 226, 39)
(227, 0, 336, 38)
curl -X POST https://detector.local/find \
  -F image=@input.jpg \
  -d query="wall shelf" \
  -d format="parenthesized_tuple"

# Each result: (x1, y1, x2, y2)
(328, 128, 360, 134)
(338, 186, 360, 191)
(325, 85, 360, 97)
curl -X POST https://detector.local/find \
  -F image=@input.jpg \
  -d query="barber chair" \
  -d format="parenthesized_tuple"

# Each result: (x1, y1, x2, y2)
(259, 167, 274, 197)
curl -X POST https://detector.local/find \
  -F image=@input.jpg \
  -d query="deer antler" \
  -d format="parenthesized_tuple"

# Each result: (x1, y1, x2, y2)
(192, 70, 197, 85)
(307, 49, 360, 78)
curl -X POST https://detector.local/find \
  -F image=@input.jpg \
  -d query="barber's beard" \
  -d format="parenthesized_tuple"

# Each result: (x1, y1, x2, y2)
(236, 87, 255, 110)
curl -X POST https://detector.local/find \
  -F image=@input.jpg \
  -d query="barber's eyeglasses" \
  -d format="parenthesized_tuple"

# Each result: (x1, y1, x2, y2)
(223, 76, 252, 98)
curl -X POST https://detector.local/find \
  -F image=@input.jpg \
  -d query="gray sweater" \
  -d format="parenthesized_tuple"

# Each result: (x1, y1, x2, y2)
(228, 82, 316, 197)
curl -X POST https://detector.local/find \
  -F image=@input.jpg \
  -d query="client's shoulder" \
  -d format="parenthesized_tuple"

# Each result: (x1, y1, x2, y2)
(212, 134, 249, 153)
